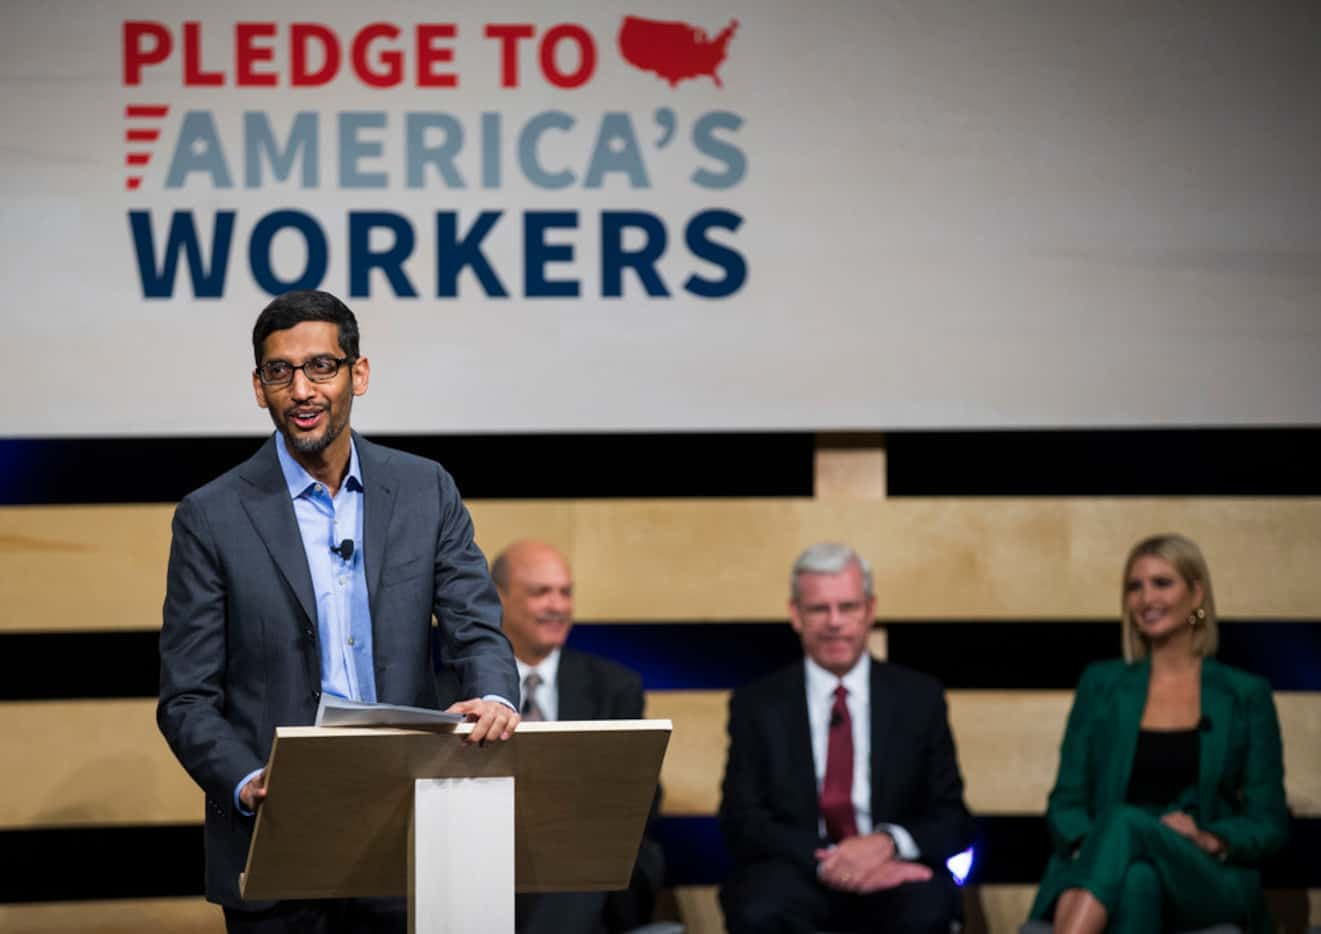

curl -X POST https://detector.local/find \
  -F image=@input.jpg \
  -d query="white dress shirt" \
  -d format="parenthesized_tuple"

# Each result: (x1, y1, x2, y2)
(517, 648, 562, 722)
(804, 654, 920, 860)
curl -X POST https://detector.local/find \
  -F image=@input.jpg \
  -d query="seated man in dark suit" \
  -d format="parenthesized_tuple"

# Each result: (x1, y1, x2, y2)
(437, 539, 665, 934)
(719, 542, 975, 934)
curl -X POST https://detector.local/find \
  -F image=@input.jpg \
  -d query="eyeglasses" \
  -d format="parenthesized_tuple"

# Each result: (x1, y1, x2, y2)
(255, 355, 355, 386)
(797, 600, 869, 624)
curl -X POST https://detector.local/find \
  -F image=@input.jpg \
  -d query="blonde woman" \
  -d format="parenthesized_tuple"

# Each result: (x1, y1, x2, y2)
(1028, 534, 1288, 934)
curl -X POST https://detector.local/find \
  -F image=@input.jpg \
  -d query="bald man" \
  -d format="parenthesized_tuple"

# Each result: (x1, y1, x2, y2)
(436, 540, 665, 934)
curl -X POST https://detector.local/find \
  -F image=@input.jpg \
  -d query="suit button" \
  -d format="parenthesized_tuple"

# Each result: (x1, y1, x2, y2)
(312, 690, 321, 701)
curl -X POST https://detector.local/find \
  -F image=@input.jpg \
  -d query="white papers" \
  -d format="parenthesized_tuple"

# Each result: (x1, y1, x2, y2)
(314, 694, 464, 730)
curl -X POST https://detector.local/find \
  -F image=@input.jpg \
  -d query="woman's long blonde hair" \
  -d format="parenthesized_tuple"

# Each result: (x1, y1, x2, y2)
(1121, 534, 1218, 663)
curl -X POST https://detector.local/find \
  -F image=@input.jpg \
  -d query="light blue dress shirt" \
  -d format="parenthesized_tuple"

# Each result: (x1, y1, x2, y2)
(274, 432, 376, 705)
(236, 433, 375, 812)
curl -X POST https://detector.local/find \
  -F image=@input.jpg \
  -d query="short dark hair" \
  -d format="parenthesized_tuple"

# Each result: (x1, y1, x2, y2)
(252, 290, 360, 365)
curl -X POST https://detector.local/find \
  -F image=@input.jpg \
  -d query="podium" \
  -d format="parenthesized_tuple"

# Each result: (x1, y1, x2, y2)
(238, 719, 671, 933)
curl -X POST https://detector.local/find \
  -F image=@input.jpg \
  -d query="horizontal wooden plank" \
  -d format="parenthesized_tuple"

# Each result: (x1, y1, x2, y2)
(953, 690, 1321, 818)
(497, 498, 1321, 621)
(0, 699, 200, 829)
(673, 884, 1096, 934)
(2, 504, 174, 634)
(673, 884, 1044, 934)
(4, 498, 1321, 632)
(951, 692, 1066, 815)
(672, 885, 723, 934)
(647, 690, 1321, 819)
(967, 884, 1035, 934)
(1281, 692, 1321, 817)
(648, 691, 730, 817)
(671, 886, 1321, 934)
(3, 690, 1316, 829)
(0, 897, 222, 933)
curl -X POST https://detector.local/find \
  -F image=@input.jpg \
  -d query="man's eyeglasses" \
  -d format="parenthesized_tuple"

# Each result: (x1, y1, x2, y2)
(255, 355, 355, 386)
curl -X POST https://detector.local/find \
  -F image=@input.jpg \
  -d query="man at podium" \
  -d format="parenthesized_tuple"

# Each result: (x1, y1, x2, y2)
(438, 539, 665, 933)
(158, 290, 520, 933)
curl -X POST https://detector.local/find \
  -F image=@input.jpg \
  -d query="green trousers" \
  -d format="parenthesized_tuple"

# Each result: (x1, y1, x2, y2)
(1059, 804, 1258, 933)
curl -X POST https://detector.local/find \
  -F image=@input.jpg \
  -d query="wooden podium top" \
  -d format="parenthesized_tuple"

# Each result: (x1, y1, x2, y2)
(239, 719, 670, 901)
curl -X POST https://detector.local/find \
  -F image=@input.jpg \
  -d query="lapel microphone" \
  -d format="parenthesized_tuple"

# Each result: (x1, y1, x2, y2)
(331, 539, 355, 561)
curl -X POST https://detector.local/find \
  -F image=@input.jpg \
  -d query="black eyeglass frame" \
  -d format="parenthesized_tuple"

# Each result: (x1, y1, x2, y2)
(254, 355, 357, 386)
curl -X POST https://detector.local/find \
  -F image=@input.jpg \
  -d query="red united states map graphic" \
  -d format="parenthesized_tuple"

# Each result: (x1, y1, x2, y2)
(617, 16, 739, 87)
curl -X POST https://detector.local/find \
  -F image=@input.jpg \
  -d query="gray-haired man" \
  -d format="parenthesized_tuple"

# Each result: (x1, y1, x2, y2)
(719, 543, 975, 934)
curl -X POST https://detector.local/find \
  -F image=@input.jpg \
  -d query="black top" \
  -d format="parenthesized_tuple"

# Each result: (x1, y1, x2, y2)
(1125, 727, 1200, 806)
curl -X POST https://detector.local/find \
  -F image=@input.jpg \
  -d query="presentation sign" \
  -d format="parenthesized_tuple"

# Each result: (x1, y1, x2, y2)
(4, 2, 1319, 435)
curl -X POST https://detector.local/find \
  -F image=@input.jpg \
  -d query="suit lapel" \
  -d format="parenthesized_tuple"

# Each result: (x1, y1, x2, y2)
(1197, 659, 1231, 819)
(783, 665, 821, 820)
(556, 651, 595, 720)
(868, 658, 894, 817)
(238, 437, 317, 627)
(1105, 659, 1148, 805)
(357, 434, 399, 619)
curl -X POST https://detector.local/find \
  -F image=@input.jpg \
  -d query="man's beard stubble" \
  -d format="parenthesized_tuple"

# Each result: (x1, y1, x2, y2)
(270, 399, 351, 456)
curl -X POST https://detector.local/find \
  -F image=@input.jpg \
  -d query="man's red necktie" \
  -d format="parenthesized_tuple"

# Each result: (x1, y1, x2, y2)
(820, 683, 858, 842)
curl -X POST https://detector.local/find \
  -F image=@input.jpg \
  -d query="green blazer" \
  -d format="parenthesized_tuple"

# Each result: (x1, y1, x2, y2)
(1029, 657, 1289, 930)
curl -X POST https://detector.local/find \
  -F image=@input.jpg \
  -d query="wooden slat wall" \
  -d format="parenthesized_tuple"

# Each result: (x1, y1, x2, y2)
(0, 897, 224, 933)
(4, 692, 1317, 831)
(649, 690, 1321, 819)
(2, 462, 1318, 932)
(5, 498, 1321, 630)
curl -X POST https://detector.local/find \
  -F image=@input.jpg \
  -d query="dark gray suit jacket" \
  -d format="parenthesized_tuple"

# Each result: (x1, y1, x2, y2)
(437, 648, 664, 934)
(158, 433, 517, 907)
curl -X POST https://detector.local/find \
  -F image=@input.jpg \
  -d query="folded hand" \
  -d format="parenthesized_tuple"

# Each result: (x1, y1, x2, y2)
(815, 833, 932, 893)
